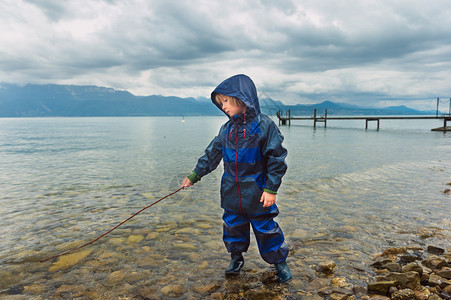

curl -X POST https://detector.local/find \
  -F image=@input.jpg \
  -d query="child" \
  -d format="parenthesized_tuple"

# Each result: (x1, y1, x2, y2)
(182, 74, 292, 283)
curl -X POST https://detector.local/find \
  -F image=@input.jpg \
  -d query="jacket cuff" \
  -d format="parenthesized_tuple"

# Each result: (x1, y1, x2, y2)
(187, 170, 201, 184)
(263, 188, 277, 195)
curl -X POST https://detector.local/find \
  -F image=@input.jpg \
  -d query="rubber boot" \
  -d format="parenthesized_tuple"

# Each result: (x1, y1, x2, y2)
(225, 253, 244, 275)
(275, 261, 292, 283)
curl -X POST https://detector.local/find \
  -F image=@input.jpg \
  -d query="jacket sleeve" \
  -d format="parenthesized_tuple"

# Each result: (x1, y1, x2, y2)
(262, 121, 288, 193)
(193, 126, 224, 179)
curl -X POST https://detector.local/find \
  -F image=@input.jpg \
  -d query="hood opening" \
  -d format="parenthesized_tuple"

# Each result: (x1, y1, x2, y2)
(211, 74, 261, 117)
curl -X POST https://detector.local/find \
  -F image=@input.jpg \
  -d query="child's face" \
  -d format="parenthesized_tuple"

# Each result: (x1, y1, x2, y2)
(220, 96, 247, 117)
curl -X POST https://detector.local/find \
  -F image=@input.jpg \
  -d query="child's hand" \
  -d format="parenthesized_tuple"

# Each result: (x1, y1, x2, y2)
(182, 177, 193, 188)
(260, 191, 276, 207)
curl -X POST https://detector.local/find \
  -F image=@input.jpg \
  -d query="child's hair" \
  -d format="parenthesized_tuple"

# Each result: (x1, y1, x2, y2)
(215, 94, 246, 107)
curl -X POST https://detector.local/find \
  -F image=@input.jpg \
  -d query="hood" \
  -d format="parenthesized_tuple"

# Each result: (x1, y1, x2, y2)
(211, 74, 261, 117)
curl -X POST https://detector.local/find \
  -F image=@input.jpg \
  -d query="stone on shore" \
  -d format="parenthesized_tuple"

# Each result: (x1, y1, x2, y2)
(436, 267, 451, 279)
(390, 288, 416, 300)
(422, 257, 447, 270)
(427, 246, 445, 255)
(382, 271, 420, 290)
(368, 281, 396, 295)
(401, 262, 423, 276)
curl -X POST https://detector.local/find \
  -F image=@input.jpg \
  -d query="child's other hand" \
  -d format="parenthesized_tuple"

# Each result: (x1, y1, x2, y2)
(260, 191, 276, 207)
(182, 177, 193, 188)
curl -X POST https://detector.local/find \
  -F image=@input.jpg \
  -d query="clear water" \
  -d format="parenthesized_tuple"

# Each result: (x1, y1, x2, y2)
(0, 116, 449, 298)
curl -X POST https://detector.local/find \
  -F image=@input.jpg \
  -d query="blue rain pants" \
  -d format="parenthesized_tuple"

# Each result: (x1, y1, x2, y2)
(222, 205, 289, 264)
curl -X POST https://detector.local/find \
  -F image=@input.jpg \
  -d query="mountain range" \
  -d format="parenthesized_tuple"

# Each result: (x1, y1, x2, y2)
(0, 83, 436, 117)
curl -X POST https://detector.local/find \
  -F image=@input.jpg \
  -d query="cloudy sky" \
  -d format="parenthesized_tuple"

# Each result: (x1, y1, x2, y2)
(1, 0, 451, 110)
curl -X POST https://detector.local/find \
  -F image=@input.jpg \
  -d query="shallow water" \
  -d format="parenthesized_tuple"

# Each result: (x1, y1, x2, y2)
(0, 116, 449, 298)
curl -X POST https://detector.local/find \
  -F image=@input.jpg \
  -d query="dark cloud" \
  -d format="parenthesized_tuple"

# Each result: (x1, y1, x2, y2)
(1, 0, 450, 110)
(24, 0, 69, 21)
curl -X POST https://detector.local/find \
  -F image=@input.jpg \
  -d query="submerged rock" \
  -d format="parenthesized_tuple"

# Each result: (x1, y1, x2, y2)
(49, 249, 93, 272)
(126, 235, 144, 245)
(291, 228, 309, 240)
(56, 284, 85, 294)
(194, 283, 220, 294)
(23, 284, 46, 295)
(331, 276, 348, 288)
(196, 223, 212, 229)
(146, 232, 158, 239)
(108, 237, 125, 245)
(160, 284, 185, 297)
(173, 242, 197, 250)
(318, 260, 337, 275)
(106, 270, 125, 285)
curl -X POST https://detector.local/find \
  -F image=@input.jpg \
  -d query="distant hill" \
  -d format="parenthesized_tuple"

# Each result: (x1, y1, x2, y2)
(0, 83, 435, 117)
(260, 99, 436, 116)
(0, 84, 221, 117)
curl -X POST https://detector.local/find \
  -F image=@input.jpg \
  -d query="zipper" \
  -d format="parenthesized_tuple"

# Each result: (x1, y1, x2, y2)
(234, 120, 243, 215)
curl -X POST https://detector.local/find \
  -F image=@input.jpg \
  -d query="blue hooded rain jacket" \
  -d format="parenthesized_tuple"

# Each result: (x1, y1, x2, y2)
(192, 74, 288, 215)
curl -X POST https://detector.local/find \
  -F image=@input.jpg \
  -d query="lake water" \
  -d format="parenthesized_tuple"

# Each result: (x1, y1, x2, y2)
(0, 116, 449, 298)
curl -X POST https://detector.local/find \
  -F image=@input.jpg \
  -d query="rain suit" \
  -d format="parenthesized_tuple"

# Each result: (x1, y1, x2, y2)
(190, 74, 289, 264)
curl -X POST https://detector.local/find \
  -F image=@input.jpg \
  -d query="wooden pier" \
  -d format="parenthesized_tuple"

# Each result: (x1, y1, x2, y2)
(276, 109, 451, 131)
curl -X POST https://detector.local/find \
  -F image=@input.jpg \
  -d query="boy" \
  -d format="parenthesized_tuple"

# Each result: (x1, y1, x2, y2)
(182, 74, 292, 283)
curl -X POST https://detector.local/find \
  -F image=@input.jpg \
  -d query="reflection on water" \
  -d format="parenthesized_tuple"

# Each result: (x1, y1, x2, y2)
(0, 117, 449, 298)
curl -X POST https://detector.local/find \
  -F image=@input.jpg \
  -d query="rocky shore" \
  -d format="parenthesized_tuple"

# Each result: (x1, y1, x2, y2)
(306, 245, 451, 300)
(366, 245, 450, 300)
